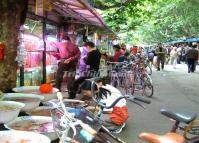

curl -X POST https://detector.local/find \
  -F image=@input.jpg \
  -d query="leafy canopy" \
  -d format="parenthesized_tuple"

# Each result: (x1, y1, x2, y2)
(89, 0, 199, 44)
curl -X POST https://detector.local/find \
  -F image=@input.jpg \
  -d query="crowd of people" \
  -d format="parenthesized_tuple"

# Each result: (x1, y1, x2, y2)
(147, 43, 199, 73)
(50, 35, 199, 132)
(51, 36, 199, 94)
(50, 36, 128, 132)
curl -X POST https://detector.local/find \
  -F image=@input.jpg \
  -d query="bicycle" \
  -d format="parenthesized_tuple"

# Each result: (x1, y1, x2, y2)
(107, 61, 133, 94)
(51, 92, 126, 143)
(131, 60, 154, 97)
(134, 53, 152, 76)
(51, 78, 151, 143)
(139, 108, 199, 143)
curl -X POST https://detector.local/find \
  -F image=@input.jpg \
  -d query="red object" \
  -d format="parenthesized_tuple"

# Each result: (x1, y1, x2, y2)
(131, 47, 137, 56)
(39, 83, 53, 93)
(59, 33, 65, 39)
(113, 49, 124, 62)
(0, 42, 5, 62)
(110, 106, 128, 125)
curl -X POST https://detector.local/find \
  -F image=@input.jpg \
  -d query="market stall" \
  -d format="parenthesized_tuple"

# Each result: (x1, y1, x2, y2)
(17, 0, 113, 86)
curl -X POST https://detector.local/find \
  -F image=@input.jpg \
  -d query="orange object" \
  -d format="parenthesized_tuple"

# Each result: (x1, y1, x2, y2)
(110, 106, 128, 125)
(139, 132, 185, 143)
(59, 33, 65, 39)
(39, 83, 53, 93)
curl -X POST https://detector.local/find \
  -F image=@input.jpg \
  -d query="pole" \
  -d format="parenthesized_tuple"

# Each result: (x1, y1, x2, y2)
(42, 12, 47, 83)
(19, 26, 25, 86)
(19, 65, 24, 86)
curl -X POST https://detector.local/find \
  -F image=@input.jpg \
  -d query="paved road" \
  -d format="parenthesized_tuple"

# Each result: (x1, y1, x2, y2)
(119, 64, 199, 143)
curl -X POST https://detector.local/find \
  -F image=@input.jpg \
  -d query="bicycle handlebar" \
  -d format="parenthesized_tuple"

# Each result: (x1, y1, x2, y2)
(92, 94, 151, 109)
(86, 77, 151, 109)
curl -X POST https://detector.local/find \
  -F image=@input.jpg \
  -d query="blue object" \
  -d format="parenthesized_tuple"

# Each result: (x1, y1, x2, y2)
(67, 108, 82, 116)
(80, 129, 94, 142)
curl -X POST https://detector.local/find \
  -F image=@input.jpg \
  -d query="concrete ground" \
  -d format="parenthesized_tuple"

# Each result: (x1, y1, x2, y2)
(119, 64, 199, 143)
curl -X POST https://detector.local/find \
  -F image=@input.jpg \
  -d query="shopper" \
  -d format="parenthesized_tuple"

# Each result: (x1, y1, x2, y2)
(169, 46, 178, 69)
(52, 36, 80, 91)
(76, 46, 88, 78)
(186, 45, 198, 73)
(68, 41, 101, 99)
(112, 45, 124, 62)
(155, 44, 167, 71)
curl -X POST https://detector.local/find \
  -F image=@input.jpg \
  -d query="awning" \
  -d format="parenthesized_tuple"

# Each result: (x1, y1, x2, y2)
(28, 0, 110, 31)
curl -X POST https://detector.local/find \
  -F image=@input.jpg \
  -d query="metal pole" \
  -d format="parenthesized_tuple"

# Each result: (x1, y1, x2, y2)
(42, 13, 47, 83)
(19, 26, 25, 86)
(20, 65, 24, 86)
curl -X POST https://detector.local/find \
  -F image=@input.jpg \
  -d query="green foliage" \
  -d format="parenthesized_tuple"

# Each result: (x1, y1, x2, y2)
(91, 0, 199, 44)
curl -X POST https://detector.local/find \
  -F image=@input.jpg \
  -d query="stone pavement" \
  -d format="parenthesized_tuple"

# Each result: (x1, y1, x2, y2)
(119, 64, 199, 143)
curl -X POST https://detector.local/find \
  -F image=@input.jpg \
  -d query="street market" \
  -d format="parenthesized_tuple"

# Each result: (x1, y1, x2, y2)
(0, 0, 199, 143)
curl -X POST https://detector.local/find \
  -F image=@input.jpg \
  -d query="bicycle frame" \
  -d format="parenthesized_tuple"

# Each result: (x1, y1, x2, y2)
(131, 62, 153, 97)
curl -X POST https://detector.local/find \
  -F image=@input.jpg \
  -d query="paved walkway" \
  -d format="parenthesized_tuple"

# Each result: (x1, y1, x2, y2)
(119, 64, 199, 143)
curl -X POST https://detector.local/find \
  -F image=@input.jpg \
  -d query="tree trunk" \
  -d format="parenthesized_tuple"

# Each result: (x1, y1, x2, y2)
(0, 0, 27, 92)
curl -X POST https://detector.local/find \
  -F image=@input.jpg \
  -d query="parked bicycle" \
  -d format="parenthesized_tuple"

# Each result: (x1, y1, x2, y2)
(107, 61, 132, 94)
(139, 108, 199, 143)
(107, 60, 153, 97)
(130, 57, 154, 97)
(135, 53, 152, 76)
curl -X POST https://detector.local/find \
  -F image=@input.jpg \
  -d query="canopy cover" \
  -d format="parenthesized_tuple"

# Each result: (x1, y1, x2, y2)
(29, 0, 108, 28)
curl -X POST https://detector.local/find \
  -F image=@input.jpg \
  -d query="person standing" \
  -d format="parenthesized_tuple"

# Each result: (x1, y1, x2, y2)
(77, 46, 88, 78)
(112, 45, 124, 62)
(68, 41, 101, 99)
(118, 52, 130, 63)
(131, 46, 137, 56)
(186, 45, 198, 73)
(52, 36, 80, 91)
(169, 46, 178, 69)
(155, 44, 167, 71)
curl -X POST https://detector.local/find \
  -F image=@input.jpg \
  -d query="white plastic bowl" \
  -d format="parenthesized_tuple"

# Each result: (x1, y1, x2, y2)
(13, 86, 59, 102)
(5, 116, 58, 141)
(3, 93, 44, 111)
(0, 130, 50, 143)
(0, 101, 25, 123)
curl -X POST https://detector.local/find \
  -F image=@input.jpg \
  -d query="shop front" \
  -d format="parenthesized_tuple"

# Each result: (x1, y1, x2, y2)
(17, 0, 112, 87)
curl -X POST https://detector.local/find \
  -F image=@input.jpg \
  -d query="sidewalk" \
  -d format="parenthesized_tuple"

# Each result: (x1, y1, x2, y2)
(119, 63, 199, 143)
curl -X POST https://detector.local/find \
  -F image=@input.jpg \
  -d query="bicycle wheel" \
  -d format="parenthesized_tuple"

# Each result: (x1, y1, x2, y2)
(121, 73, 132, 95)
(143, 73, 153, 97)
(131, 73, 142, 95)
(110, 73, 120, 88)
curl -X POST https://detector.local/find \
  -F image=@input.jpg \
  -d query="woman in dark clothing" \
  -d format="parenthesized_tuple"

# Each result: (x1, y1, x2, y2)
(68, 41, 101, 99)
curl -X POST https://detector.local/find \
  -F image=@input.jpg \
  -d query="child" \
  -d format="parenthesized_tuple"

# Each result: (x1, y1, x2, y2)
(79, 79, 128, 133)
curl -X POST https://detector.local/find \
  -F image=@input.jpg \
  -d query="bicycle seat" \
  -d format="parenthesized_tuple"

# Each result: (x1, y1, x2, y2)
(160, 108, 197, 124)
(139, 132, 185, 143)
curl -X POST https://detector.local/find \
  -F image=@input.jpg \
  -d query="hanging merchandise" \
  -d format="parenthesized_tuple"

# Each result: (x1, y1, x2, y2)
(83, 26, 88, 42)
(0, 42, 5, 62)
(15, 27, 27, 67)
